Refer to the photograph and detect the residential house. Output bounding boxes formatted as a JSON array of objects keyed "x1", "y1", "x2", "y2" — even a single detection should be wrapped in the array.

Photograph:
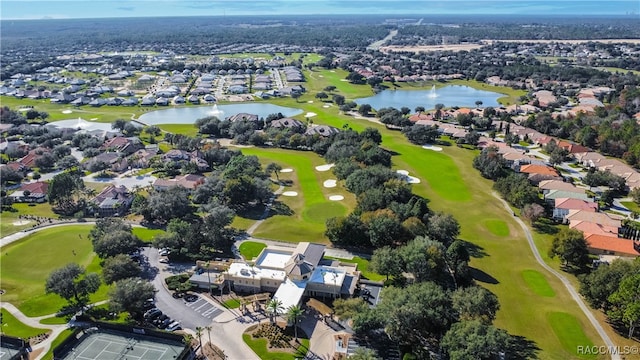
[
  {"x1": 519, "y1": 164, "x2": 562, "y2": 184},
  {"x1": 570, "y1": 221, "x2": 619, "y2": 238},
  {"x1": 8, "y1": 181, "x2": 49, "y2": 203},
  {"x1": 101, "y1": 137, "x2": 144, "y2": 155},
  {"x1": 90, "y1": 185, "x2": 134, "y2": 217},
  {"x1": 544, "y1": 190, "x2": 592, "y2": 204},
  {"x1": 584, "y1": 234, "x2": 640, "y2": 257},
  {"x1": 270, "y1": 118, "x2": 304, "y2": 130},
  {"x1": 305, "y1": 125, "x2": 339, "y2": 137},
  {"x1": 566, "y1": 210, "x2": 622, "y2": 229},
  {"x1": 226, "y1": 113, "x2": 259, "y2": 123},
  {"x1": 552, "y1": 198, "x2": 598, "y2": 221},
  {"x1": 538, "y1": 179, "x2": 585, "y2": 195},
  {"x1": 153, "y1": 174, "x2": 205, "y2": 191}
]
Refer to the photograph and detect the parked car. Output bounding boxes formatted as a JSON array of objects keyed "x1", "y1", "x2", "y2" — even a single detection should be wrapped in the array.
[
  {"x1": 159, "y1": 258, "x2": 169, "y2": 264},
  {"x1": 166, "y1": 321, "x2": 181, "y2": 331},
  {"x1": 184, "y1": 294, "x2": 198, "y2": 302},
  {"x1": 144, "y1": 308, "x2": 160, "y2": 318}
]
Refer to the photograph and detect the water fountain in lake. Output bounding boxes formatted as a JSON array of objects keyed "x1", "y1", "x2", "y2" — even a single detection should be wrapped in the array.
[
  {"x1": 427, "y1": 85, "x2": 437, "y2": 98},
  {"x1": 209, "y1": 104, "x2": 224, "y2": 118}
]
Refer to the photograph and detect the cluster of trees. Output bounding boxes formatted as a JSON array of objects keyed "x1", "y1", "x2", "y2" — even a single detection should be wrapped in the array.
[
  {"x1": 473, "y1": 146, "x2": 540, "y2": 210},
  {"x1": 548, "y1": 228, "x2": 591, "y2": 270},
  {"x1": 348, "y1": 279, "x2": 527, "y2": 359},
  {"x1": 325, "y1": 128, "x2": 464, "y2": 250},
  {"x1": 579, "y1": 258, "x2": 640, "y2": 339},
  {"x1": 88, "y1": 219, "x2": 156, "y2": 319},
  {"x1": 47, "y1": 171, "x2": 87, "y2": 216}
]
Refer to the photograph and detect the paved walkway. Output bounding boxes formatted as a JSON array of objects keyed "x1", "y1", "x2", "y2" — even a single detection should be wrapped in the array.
[
  {"x1": 0, "y1": 302, "x2": 68, "y2": 360},
  {"x1": 492, "y1": 192, "x2": 620, "y2": 360}
]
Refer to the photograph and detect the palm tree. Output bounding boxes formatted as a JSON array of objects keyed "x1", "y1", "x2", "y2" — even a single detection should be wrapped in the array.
[
  {"x1": 205, "y1": 325, "x2": 212, "y2": 349},
  {"x1": 266, "y1": 299, "x2": 284, "y2": 324},
  {"x1": 265, "y1": 162, "x2": 282, "y2": 182},
  {"x1": 286, "y1": 305, "x2": 305, "y2": 341},
  {"x1": 195, "y1": 326, "x2": 204, "y2": 351}
]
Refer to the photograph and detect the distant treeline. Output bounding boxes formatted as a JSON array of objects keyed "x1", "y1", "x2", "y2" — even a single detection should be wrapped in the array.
[{"x1": 2, "y1": 15, "x2": 639, "y2": 54}]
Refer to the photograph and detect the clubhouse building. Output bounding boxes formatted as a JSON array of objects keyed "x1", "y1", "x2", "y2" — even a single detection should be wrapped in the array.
[{"x1": 190, "y1": 242, "x2": 360, "y2": 310}]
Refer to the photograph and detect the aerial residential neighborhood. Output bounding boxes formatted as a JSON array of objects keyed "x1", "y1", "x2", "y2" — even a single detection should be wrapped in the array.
[{"x1": 1, "y1": 3, "x2": 640, "y2": 360}]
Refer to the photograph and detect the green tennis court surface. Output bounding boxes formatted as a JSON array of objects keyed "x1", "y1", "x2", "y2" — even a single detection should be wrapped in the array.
[{"x1": 60, "y1": 331, "x2": 185, "y2": 360}]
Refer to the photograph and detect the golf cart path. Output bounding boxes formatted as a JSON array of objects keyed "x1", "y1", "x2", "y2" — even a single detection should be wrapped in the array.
[{"x1": 492, "y1": 192, "x2": 620, "y2": 360}]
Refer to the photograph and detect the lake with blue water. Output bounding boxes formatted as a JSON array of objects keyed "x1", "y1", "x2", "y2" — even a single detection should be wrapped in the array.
[
  {"x1": 355, "y1": 85, "x2": 502, "y2": 110},
  {"x1": 138, "y1": 103, "x2": 303, "y2": 125}
]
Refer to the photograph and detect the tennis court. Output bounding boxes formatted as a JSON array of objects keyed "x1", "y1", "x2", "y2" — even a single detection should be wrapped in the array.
[{"x1": 60, "y1": 331, "x2": 186, "y2": 360}]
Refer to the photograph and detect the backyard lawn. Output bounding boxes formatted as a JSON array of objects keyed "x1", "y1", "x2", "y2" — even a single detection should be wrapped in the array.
[{"x1": 0, "y1": 225, "x2": 110, "y2": 317}]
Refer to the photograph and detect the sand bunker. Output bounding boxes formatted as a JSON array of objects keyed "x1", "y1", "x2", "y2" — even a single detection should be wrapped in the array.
[
  {"x1": 305, "y1": 112, "x2": 317, "y2": 118},
  {"x1": 12, "y1": 220, "x2": 32, "y2": 226},
  {"x1": 90, "y1": 118, "x2": 98, "y2": 121},
  {"x1": 407, "y1": 176, "x2": 421, "y2": 184},
  {"x1": 315, "y1": 164, "x2": 335, "y2": 172},
  {"x1": 18, "y1": 108, "x2": 32, "y2": 112},
  {"x1": 282, "y1": 191, "x2": 298, "y2": 197},
  {"x1": 323, "y1": 179, "x2": 337, "y2": 188},
  {"x1": 280, "y1": 168, "x2": 293, "y2": 173},
  {"x1": 422, "y1": 144, "x2": 443, "y2": 152},
  {"x1": 322, "y1": 105, "x2": 331, "y2": 108},
  {"x1": 396, "y1": 170, "x2": 409, "y2": 176},
  {"x1": 307, "y1": 100, "x2": 314, "y2": 103},
  {"x1": 329, "y1": 195, "x2": 344, "y2": 201},
  {"x1": 62, "y1": 110, "x2": 73, "y2": 114}
]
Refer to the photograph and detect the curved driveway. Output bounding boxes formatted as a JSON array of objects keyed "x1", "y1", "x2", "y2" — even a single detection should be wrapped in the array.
[{"x1": 492, "y1": 192, "x2": 620, "y2": 360}]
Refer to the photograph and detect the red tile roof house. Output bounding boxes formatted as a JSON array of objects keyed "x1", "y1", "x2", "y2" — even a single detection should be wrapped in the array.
[
  {"x1": 553, "y1": 198, "x2": 598, "y2": 221},
  {"x1": 571, "y1": 221, "x2": 620, "y2": 238},
  {"x1": 566, "y1": 209, "x2": 623, "y2": 229},
  {"x1": 153, "y1": 174, "x2": 205, "y2": 191},
  {"x1": 584, "y1": 234, "x2": 640, "y2": 258},
  {"x1": 519, "y1": 164, "x2": 562, "y2": 184},
  {"x1": 8, "y1": 181, "x2": 49, "y2": 203}
]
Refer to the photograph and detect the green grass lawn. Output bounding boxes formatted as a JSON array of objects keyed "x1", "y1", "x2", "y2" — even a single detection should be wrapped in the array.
[
  {"x1": 39, "y1": 316, "x2": 69, "y2": 325},
  {"x1": 620, "y1": 201, "x2": 640, "y2": 213},
  {"x1": 242, "y1": 331, "x2": 310, "y2": 360},
  {"x1": 0, "y1": 225, "x2": 110, "y2": 316},
  {"x1": 1, "y1": 203, "x2": 60, "y2": 237},
  {"x1": 521, "y1": 270, "x2": 556, "y2": 297},
  {"x1": 239, "y1": 241, "x2": 267, "y2": 261},
  {"x1": 548, "y1": 312, "x2": 597, "y2": 360},
  {"x1": 324, "y1": 256, "x2": 385, "y2": 282},
  {"x1": 131, "y1": 227, "x2": 165, "y2": 243},
  {"x1": 484, "y1": 219, "x2": 510, "y2": 237},
  {"x1": 0, "y1": 308, "x2": 48, "y2": 338},
  {"x1": 222, "y1": 299, "x2": 241, "y2": 309}
]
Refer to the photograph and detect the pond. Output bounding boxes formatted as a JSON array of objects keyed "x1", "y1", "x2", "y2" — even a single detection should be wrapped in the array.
[
  {"x1": 355, "y1": 85, "x2": 502, "y2": 110},
  {"x1": 138, "y1": 103, "x2": 303, "y2": 125}
]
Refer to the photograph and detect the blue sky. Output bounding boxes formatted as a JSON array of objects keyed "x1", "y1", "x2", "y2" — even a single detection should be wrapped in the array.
[{"x1": 1, "y1": 1, "x2": 638, "y2": 20}]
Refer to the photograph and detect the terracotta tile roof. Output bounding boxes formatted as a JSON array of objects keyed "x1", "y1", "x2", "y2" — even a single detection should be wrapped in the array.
[
  {"x1": 555, "y1": 198, "x2": 598, "y2": 212},
  {"x1": 566, "y1": 210, "x2": 622, "y2": 228},
  {"x1": 584, "y1": 234, "x2": 640, "y2": 257},
  {"x1": 520, "y1": 164, "x2": 559, "y2": 177},
  {"x1": 20, "y1": 181, "x2": 48, "y2": 195},
  {"x1": 570, "y1": 221, "x2": 618, "y2": 237}
]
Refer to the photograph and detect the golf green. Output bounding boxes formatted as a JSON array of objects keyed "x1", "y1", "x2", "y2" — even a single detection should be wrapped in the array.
[
  {"x1": 521, "y1": 270, "x2": 556, "y2": 297},
  {"x1": 485, "y1": 219, "x2": 510, "y2": 237},
  {"x1": 547, "y1": 312, "x2": 597, "y2": 359}
]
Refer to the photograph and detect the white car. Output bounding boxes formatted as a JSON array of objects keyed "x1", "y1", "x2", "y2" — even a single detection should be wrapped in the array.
[
  {"x1": 166, "y1": 321, "x2": 181, "y2": 331},
  {"x1": 159, "y1": 249, "x2": 170, "y2": 256},
  {"x1": 159, "y1": 258, "x2": 169, "y2": 264}
]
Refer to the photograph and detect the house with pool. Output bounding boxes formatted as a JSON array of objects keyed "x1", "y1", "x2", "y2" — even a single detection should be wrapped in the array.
[{"x1": 189, "y1": 242, "x2": 360, "y2": 310}]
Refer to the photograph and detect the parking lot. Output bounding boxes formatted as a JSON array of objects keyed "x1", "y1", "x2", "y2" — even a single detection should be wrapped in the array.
[{"x1": 183, "y1": 295, "x2": 224, "y2": 320}]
